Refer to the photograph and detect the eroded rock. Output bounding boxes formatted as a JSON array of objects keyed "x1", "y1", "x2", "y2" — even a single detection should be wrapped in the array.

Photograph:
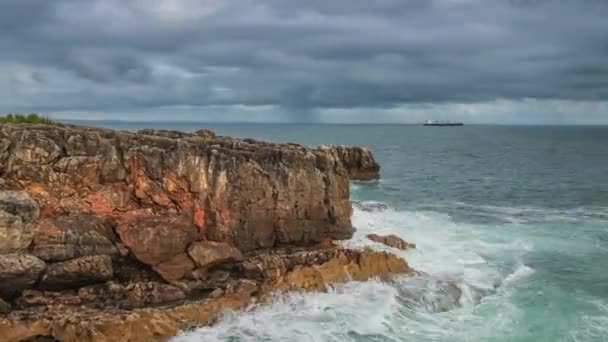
[
  {"x1": 0, "y1": 248, "x2": 411, "y2": 342},
  {"x1": 317, "y1": 145, "x2": 380, "y2": 180},
  {"x1": 124, "y1": 282, "x2": 186, "y2": 307},
  {"x1": 0, "y1": 298, "x2": 10, "y2": 314},
  {"x1": 0, "y1": 211, "x2": 36, "y2": 254},
  {"x1": 39, "y1": 255, "x2": 113, "y2": 289},
  {"x1": 0, "y1": 124, "x2": 357, "y2": 252},
  {"x1": 0, "y1": 191, "x2": 40, "y2": 223},
  {"x1": 367, "y1": 233, "x2": 416, "y2": 250},
  {"x1": 32, "y1": 215, "x2": 118, "y2": 262},
  {"x1": 188, "y1": 241, "x2": 244, "y2": 270},
  {"x1": 116, "y1": 215, "x2": 198, "y2": 266},
  {"x1": 152, "y1": 253, "x2": 196, "y2": 282},
  {"x1": 0, "y1": 124, "x2": 394, "y2": 341},
  {"x1": 279, "y1": 248, "x2": 412, "y2": 291},
  {"x1": 0, "y1": 191, "x2": 39, "y2": 254},
  {"x1": 0, "y1": 254, "x2": 46, "y2": 298}
]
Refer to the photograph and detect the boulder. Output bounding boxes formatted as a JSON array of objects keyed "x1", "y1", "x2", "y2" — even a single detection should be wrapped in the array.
[
  {"x1": 39, "y1": 255, "x2": 113, "y2": 289},
  {"x1": 116, "y1": 215, "x2": 198, "y2": 266},
  {"x1": 32, "y1": 215, "x2": 119, "y2": 262},
  {"x1": 188, "y1": 241, "x2": 244, "y2": 270},
  {"x1": 0, "y1": 211, "x2": 35, "y2": 254},
  {"x1": 152, "y1": 253, "x2": 196, "y2": 282},
  {"x1": 367, "y1": 233, "x2": 416, "y2": 250},
  {"x1": 281, "y1": 248, "x2": 412, "y2": 291},
  {"x1": 0, "y1": 254, "x2": 46, "y2": 298},
  {"x1": 0, "y1": 191, "x2": 39, "y2": 223}
]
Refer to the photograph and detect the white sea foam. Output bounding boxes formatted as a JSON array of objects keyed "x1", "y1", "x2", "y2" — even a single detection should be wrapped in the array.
[
  {"x1": 447, "y1": 202, "x2": 608, "y2": 224},
  {"x1": 501, "y1": 264, "x2": 535, "y2": 288},
  {"x1": 171, "y1": 280, "x2": 400, "y2": 342},
  {"x1": 172, "y1": 202, "x2": 556, "y2": 342},
  {"x1": 571, "y1": 300, "x2": 608, "y2": 342}
]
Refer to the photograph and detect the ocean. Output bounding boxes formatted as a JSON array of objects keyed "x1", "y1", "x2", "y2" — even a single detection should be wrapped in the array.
[{"x1": 84, "y1": 122, "x2": 608, "y2": 342}]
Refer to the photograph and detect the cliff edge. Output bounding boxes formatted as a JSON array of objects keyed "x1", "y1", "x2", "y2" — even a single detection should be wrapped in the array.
[{"x1": 0, "y1": 123, "x2": 396, "y2": 342}]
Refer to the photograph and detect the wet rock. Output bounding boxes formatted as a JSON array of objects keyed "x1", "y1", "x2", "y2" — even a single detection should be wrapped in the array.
[
  {"x1": 116, "y1": 215, "x2": 198, "y2": 266},
  {"x1": 39, "y1": 255, "x2": 113, "y2": 289},
  {"x1": 0, "y1": 191, "x2": 40, "y2": 223},
  {"x1": 0, "y1": 248, "x2": 412, "y2": 341},
  {"x1": 352, "y1": 200, "x2": 388, "y2": 212},
  {"x1": 32, "y1": 215, "x2": 118, "y2": 262},
  {"x1": 367, "y1": 233, "x2": 416, "y2": 250},
  {"x1": 396, "y1": 277, "x2": 463, "y2": 313},
  {"x1": 188, "y1": 241, "x2": 244, "y2": 270},
  {"x1": 280, "y1": 248, "x2": 412, "y2": 291},
  {"x1": 0, "y1": 254, "x2": 46, "y2": 298}
]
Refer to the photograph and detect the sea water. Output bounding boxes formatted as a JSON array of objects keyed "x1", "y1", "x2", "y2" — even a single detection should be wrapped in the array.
[{"x1": 89, "y1": 122, "x2": 608, "y2": 342}]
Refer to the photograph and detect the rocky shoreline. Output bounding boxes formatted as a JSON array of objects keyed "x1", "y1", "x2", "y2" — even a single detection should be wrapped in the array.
[{"x1": 0, "y1": 123, "x2": 409, "y2": 342}]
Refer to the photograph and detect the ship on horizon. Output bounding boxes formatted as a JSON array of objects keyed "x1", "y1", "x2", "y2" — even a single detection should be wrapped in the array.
[{"x1": 422, "y1": 120, "x2": 464, "y2": 126}]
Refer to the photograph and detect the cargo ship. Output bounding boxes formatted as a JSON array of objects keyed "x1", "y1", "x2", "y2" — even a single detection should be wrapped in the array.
[{"x1": 422, "y1": 120, "x2": 464, "y2": 126}]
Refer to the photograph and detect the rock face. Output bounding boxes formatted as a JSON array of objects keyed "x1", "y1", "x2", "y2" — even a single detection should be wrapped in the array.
[
  {"x1": 116, "y1": 215, "x2": 198, "y2": 266},
  {"x1": 39, "y1": 255, "x2": 114, "y2": 289},
  {"x1": 0, "y1": 192, "x2": 39, "y2": 254},
  {"x1": 0, "y1": 124, "x2": 354, "y2": 252},
  {"x1": 0, "y1": 191, "x2": 40, "y2": 223},
  {"x1": 0, "y1": 254, "x2": 46, "y2": 298},
  {"x1": 0, "y1": 123, "x2": 395, "y2": 341},
  {"x1": 188, "y1": 241, "x2": 244, "y2": 270},
  {"x1": 318, "y1": 145, "x2": 380, "y2": 180},
  {"x1": 32, "y1": 215, "x2": 118, "y2": 262},
  {"x1": 367, "y1": 233, "x2": 416, "y2": 250},
  {"x1": 0, "y1": 247, "x2": 412, "y2": 342}
]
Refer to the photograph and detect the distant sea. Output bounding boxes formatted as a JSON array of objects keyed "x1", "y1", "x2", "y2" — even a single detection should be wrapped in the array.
[{"x1": 71, "y1": 121, "x2": 608, "y2": 342}]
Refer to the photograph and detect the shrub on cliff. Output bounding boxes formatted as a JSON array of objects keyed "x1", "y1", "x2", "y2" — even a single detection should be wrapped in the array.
[{"x1": 0, "y1": 113, "x2": 57, "y2": 125}]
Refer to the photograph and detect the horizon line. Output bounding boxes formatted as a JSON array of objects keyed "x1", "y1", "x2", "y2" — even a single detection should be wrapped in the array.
[{"x1": 56, "y1": 119, "x2": 608, "y2": 127}]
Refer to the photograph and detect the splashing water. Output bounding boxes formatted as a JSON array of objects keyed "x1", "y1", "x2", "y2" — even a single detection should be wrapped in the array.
[
  {"x1": 173, "y1": 198, "x2": 608, "y2": 342},
  {"x1": 104, "y1": 123, "x2": 608, "y2": 342}
]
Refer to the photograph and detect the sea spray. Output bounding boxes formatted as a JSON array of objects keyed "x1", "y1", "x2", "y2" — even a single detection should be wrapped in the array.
[{"x1": 173, "y1": 203, "x2": 537, "y2": 342}]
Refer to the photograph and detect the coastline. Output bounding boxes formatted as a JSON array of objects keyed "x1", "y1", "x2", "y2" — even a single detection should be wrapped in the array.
[{"x1": 0, "y1": 123, "x2": 407, "y2": 342}]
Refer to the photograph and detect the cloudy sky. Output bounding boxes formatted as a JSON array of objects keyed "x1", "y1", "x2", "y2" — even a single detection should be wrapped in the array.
[{"x1": 1, "y1": 0, "x2": 607, "y2": 124}]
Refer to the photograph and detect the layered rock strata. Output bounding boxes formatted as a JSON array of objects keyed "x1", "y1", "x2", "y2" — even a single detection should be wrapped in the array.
[
  {"x1": 0, "y1": 123, "x2": 398, "y2": 341},
  {"x1": 318, "y1": 145, "x2": 380, "y2": 180},
  {"x1": 0, "y1": 247, "x2": 412, "y2": 342}
]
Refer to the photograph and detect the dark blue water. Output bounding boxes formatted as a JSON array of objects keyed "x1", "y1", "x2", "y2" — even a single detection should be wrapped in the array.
[{"x1": 80, "y1": 122, "x2": 608, "y2": 341}]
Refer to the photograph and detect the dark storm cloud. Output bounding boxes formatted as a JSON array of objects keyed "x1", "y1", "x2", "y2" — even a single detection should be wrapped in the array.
[{"x1": 1, "y1": 0, "x2": 607, "y2": 119}]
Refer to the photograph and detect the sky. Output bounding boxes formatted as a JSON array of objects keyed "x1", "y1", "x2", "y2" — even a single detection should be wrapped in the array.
[{"x1": 1, "y1": 0, "x2": 607, "y2": 124}]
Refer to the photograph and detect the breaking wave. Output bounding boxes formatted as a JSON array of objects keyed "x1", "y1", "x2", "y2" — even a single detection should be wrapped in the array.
[{"x1": 172, "y1": 200, "x2": 552, "y2": 341}]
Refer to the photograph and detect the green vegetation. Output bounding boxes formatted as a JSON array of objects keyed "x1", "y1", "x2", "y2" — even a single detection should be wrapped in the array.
[{"x1": 0, "y1": 113, "x2": 57, "y2": 125}]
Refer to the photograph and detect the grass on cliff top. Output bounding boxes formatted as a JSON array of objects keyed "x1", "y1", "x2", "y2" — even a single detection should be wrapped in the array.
[{"x1": 0, "y1": 113, "x2": 57, "y2": 125}]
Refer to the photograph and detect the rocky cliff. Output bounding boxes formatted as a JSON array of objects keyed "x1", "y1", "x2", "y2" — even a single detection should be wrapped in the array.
[
  {"x1": 318, "y1": 145, "x2": 380, "y2": 180},
  {"x1": 0, "y1": 123, "x2": 399, "y2": 341}
]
